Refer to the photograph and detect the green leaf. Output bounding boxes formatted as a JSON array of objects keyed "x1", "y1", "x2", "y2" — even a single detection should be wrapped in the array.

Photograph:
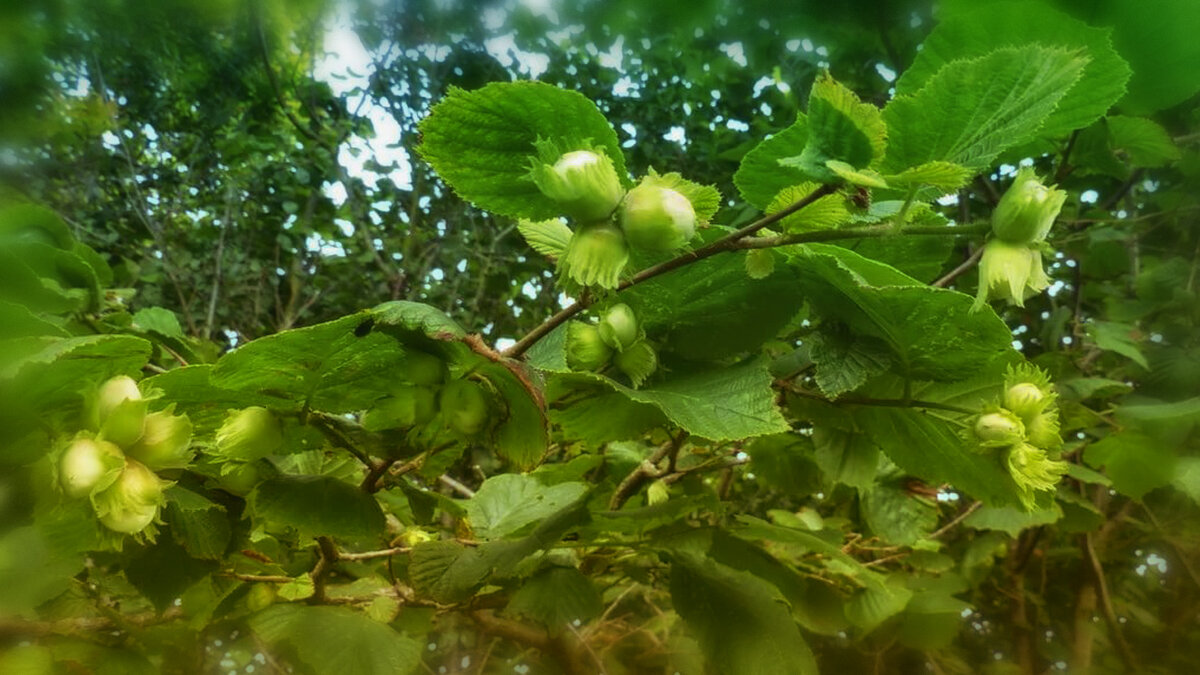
[
  {"x1": 417, "y1": 81, "x2": 626, "y2": 221},
  {"x1": 746, "y1": 433, "x2": 823, "y2": 495},
  {"x1": 1091, "y1": 0, "x2": 1200, "y2": 114},
  {"x1": 1084, "y1": 431, "x2": 1177, "y2": 499},
  {"x1": 507, "y1": 566, "x2": 603, "y2": 630},
  {"x1": 855, "y1": 407, "x2": 1021, "y2": 506},
  {"x1": 371, "y1": 300, "x2": 467, "y2": 340},
  {"x1": 4, "y1": 335, "x2": 151, "y2": 408},
  {"x1": 163, "y1": 486, "x2": 231, "y2": 560},
  {"x1": 883, "y1": 46, "x2": 1087, "y2": 173},
  {"x1": 464, "y1": 474, "x2": 588, "y2": 539},
  {"x1": 211, "y1": 313, "x2": 408, "y2": 413},
  {"x1": 733, "y1": 115, "x2": 810, "y2": 210},
  {"x1": 131, "y1": 307, "x2": 184, "y2": 339},
  {"x1": 765, "y1": 182, "x2": 850, "y2": 233},
  {"x1": 896, "y1": 1, "x2": 1130, "y2": 139},
  {"x1": 620, "y1": 229, "x2": 807, "y2": 362},
  {"x1": 554, "y1": 359, "x2": 788, "y2": 442},
  {"x1": 845, "y1": 576, "x2": 913, "y2": 634},
  {"x1": 812, "y1": 425, "x2": 881, "y2": 489},
  {"x1": 249, "y1": 604, "x2": 422, "y2": 675},
  {"x1": 964, "y1": 502, "x2": 1062, "y2": 537},
  {"x1": 141, "y1": 365, "x2": 284, "y2": 433},
  {"x1": 885, "y1": 161, "x2": 972, "y2": 192},
  {"x1": 1107, "y1": 116, "x2": 1181, "y2": 168},
  {"x1": 860, "y1": 481, "x2": 938, "y2": 545},
  {"x1": 780, "y1": 73, "x2": 887, "y2": 182},
  {"x1": 249, "y1": 476, "x2": 386, "y2": 538},
  {"x1": 124, "y1": 538, "x2": 217, "y2": 611},
  {"x1": 1172, "y1": 457, "x2": 1200, "y2": 505},
  {"x1": 1086, "y1": 321, "x2": 1149, "y2": 369},
  {"x1": 790, "y1": 244, "x2": 1014, "y2": 381},
  {"x1": 477, "y1": 360, "x2": 551, "y2": 469},
  {"x1": 517, "y1": 218, "x2": 573, "y2": 258},
  {"x1": 547, "y1": 375, "x2": 668, "y2": 445},
  {"x1": 669, "y1": 553, "x2": 818, "y2": 675},
  {"x1": 808, "y1": 330, "x2": 892, "y2": 398}
]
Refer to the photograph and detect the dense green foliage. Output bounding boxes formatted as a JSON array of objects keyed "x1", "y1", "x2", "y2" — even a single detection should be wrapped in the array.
[{"x1": 2, "y1": 1, "x2": 1200, "y2": 673}]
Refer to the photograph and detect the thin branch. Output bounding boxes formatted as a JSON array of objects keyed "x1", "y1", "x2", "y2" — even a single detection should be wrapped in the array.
[
  {"x1": 338, "y1": 547, "x2": 412, "y2": 561},
  {"x1": 439, "y1": 474, "x2": 476, "y2": 498},
  {"x1": 787, "y1": 387, "x2": 976, "y2": 415},
  {"x1": 1099, "y1": 169, "x2": 1144, "y2": 212},
  {"x1": 932, "y1": 245, "x2": 984, "y2": 288},
  {"x1": 1081, "y1": 532, "x2": 1139, "y2": 672},
  {"x1": 732, "y1": 222, "x2": 990, "y2": 250},
  {"x1": 504, "y1": 184, "x2": 838, "y2": 357},
  {"x1": 223, "y1": 572, "x2": 294, "y2": 584},
  {"x1": 929, "y1": 500, "x2": 982, "y2": 539},
  {"x1": 505, "y1": 187, "x2": 991, "y2": 359},
  {"x1": 609, "y1": 437, "x2": 684, "y2": 510}
]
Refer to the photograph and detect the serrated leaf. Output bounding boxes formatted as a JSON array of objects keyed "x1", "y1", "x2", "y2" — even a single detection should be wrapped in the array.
[
  {"x1": 211, "y1": 313, "x2": 406, "y2": 413},
  {"x1": 825, "y1": 160, "x2": 889, "y2": 188},
  {"x1": 789, "y1": 244, "x2": 1014, "y2": 381},
  {"x1": 507, "y1": 566, "x2": 602, "y2": 630},
  {"x1": 845, "y1": 576, "x2": 912, "y2": 634},
  {"x1": 670, "y1": 554, "x2": 818, "y2": 675},
  {"x1": 855, "y1": 407, "x2": 1021, "y2": 506},
  {"x1": 164, "y1": 486, "x2": 231, "y2": 560},
  {"x1": 517, "y1": 218, "x2": 573, "y2": 258},
  {"x1": 1107, "y1": 116, "x2": 1181, "y2": 168},
  {"x1": 884, "y1": 46, "x2": 1087, "y2": 173},
  {"x1": 551, "y1": 359, "x2": 788, "y2": 442},
  {"x1": 964, "y1": 502, "x2": 1062, "y2": 537},
  {"x1": 141, "y1": 365, "x2": 285, "y2": 433},
  {"x1": 1083, "y1": 431, "x2": 1177, "y2": 499},
  {"x1": 617, "y1": 229, "x2": 808, "y2": 361},
  {"x1": 417, "y1": 81, "x2": 626, "y2": 221},
  {"x1": 547, "y1": 375, "x2": 668, "y2": 445},
  {"x1": 765, "y1": 182, "x2": 850, "y2": 233},
  {"x1": 746, "y1": 433, "x2": 823, "y2": 495},
  {"x1": 780, "y1": 73, "x2": 886, "y2": 182},
  {"x1": 733, "y1": 115, "x2": 810, "y2": 210},
  {"x1": 885, "y1": 161, "x2": 972, "y2": 192},
  {"x1": 464, "y1": 474, "x2": 588, "y2": 540},
  {"x1": 250, "y1": 604, "x2": 422, "y2": 675},
  {"x1": 131, "y1": 307, "x2": 183, "y2": 339},
  {"x1": 812, "y1": 426, "x2": 880, "y2": 489},
  {"x1": 1086, "y1": 321, "x2": 1148, "y2": 369},
  {"x1": 277, "y1": 573, "x2": 315, "y2": 601},
  {"x1": 861, "y1": 482, "x2": 938, "y2": 546},
  {"x1": 249, "y1": 476, "x2": 385, "y2": 538},
  {"x1": 808, "y1": 330, "x2": 892, "y2": 398},
  {"x1": 897, "y1": 1, "x2": 1129, "y2": 139}
]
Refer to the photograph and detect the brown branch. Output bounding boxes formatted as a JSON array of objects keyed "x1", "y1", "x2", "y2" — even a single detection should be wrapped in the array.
[
  {"x1": 932, "y1": 245, "x2": 984, "y2": 288},
  {"x1": 608, "y1": 436, "x2": 684, "y2": 510},
  {"x1": 338, "y1": 547, "x2": 412, "y2": 561},
  {"x1": 309, "y1": 536, "x2": 339, "y2": 604},
  {"x1": 0, "y1": 607, "x2": 184, "y2": 639},
  {"x1": 929, "y1": 500, "x2": 982, "y2": 539}
]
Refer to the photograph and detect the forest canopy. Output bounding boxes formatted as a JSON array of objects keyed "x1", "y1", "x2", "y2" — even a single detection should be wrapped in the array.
[{"x1": 1, "y1": 0, "x2": 1199, "y2": 673}]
